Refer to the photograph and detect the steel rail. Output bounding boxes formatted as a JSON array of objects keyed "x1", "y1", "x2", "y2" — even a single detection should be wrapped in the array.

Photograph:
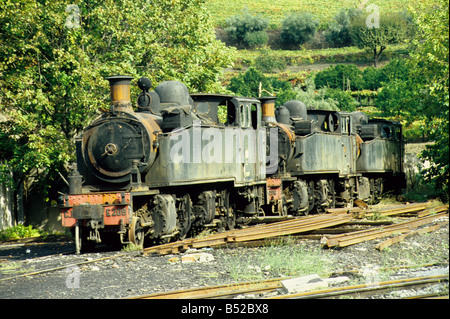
[
  {"x1": 128, "y1": 278, "x2": 283, "y2": 299},
  {"x1": 0, "y1": 251, "x2": 136, "y2": 282},
  {"x1": 128, "y1": 264, "x2": 448, "y2": 299},
  {"x1": 269, "y1": 274, "x2": 449, "y2": 299},
  {"x1": 326, "y1": 203, "x2": 429, "y2": 216}
]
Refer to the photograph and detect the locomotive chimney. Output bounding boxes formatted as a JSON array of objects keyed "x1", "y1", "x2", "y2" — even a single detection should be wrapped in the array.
[
  {"x1": 259, "y1": 96, "x2": 277, "y2": 123},
  {"x1": 106, "y1": 75, "x2": 133, "y2": 112}
]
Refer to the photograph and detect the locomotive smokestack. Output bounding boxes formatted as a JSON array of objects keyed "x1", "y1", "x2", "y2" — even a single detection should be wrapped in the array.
[
  {"x1": 259, "y1": 96, "x2": 277, "y2": 123},
  {"x1": 106, "y1": 75, "x2": 133, "y2": 112}
]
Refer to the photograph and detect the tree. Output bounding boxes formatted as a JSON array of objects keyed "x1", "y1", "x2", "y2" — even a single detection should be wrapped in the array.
[
  {"x1": 281, "y1": 12, "x2": 319, "y2": 49},
  {"x1": 314, "y1": 64, "x2": 364, "y2": 91},
  {"x1": 224, "y1": 9, "x2": 269, "y2": 48},
  {"x1": 350, "y1": 13, "x2": 408, "y2": 67},
  {"x1": 227, "y1": 67, "x2": 273, "y2": 98},
  {"x1": 373, "y1": 0, "x2": 449, "y2": 199},
  {"x1": 0, "y1": 0, "x2": 235, "y2": 203},
  {"x1": 407, "y1": 0, "x2": 449, "y2": 198},
  {"x1": 325, "y1": 8, "x2": 361, "y2": 48}
]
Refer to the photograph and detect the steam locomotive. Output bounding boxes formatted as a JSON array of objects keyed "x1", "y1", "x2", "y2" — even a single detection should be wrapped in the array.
[{"x1": 60, "y1": 75, "x2": 405, "y2": 253}]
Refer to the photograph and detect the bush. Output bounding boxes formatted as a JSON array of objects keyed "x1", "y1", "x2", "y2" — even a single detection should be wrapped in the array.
[
  {"x1": 253, "y1": 49, "x2": 287, "y2": 73},
  {"x1": 227, "y1": 67, "x2": 273, "y2": 97},
  {"x1": 225, "y1": 9, "x2": 269, "y2": 48},
  {"x1": 293, "y1": 77, "x2": 339, "y2": 111},
  {"x1": 362, "y1": 66, "x2": 385, "y2": 90},
  {"x1": 0, "y1": 224, "x2": 43, "y2": 241},
  {"x1": 314, "y1": 64, "x2": 364, "y2": 91},
  {"x1": 362, "y1": 58, "x2": 412, "y2": 90},
  {"x1": 323, "y1": 88, "x2": 358, "y2": 112},
  {"x1": 325, "y1": 8, "x2": 362, "y2": 47},
  {"x1": 281, "y1": 12, "x2": 319, "y2": 48},
  {"x1": 226, "y1": 67, "x2": 296, "y2": 106},
  {"x1": 243, "y1": 31, "x2": 269, "y2": 48}
]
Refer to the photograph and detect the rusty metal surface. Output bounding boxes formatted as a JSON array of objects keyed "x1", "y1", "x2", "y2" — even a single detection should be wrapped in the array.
[
  {"x1": 321, "y1": 209, "x2": 449, "y2": 248},
  {"x1": 143, "y1": 214, "x2": 351, "y2": 256},
  {"x1": 130, "y1": 278, "x2": 282, "y2": 299},
  {"x1": 270, "y1": 275, "x2": 449, "y2": 299}
]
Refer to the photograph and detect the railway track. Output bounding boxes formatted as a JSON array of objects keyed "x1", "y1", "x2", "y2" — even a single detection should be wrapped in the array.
[
  {"x1": 128, "y1": 278, "x2": 283, "y2": 299},
  {"x1": 271, "y1": 274, "x2": 449, "y2": 299},
  {"x1": 129, "y1": 274, "x2": 448, "y2": 299},
  {"x1": 0, "y1": 250, "x2": 136, "y2": 282}
]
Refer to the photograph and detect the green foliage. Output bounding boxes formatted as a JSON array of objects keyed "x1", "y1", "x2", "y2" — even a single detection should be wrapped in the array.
[
  {"x1": 243, "y1": 31, "x2": 269, "y2": 48},
  {"x1": 0, "y1": 224, "x2": 43, "y2": 241},
  {"x1": 224, "y1": 9, "x2": 269, "y2": 48},
  {"x1": 293, "y1": 77, "x2": 339, "y2": 111},
  {"x1": 376, "y1": 79, "x2": 416, "y2": 117},
  {"x1": 361, "y1": 66, "x2": 385, "y2": 90},
  {"x1": 207, "y1": 0, "x2": 414, "y2": 29},
  {"x1": 314, "y1": 64, "x2": 364, "y2": 91},
  {"x1": 362, "y1": 58, "x2": 411, "y2": 90},
  {"x1": 408, "y1": 0, "x2": 449, "y2": 199},
  {"x1": 280, "y1": 12, "x2": 319, "y2": 48},
  {"x1": 323, "y1": 88, "x2": 357, "y2": 112},
  {"x1": 226, "y1": 67, "x2": 296, "y2": 106},
  {"x1": 325, "y1": 8, "x2": 362, "y2": 48},
  {"x1": 253, "y1": 48, "x2": 287, "y2": 73},
  {"x1": 0, "y1": 0, "x2": 235, "y2": 199},
  {"x1": 227, "y1": 67, "x2": 272, "y2": 98},
  {"x1": 372, "y1": 0, "x2": 449, "y2": 199},
  {"x1": 350, "y1": 12, "x2": 409, "y2": 67}
]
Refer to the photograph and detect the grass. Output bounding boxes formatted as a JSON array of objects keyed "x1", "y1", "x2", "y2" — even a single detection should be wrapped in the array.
[
  {"x1": 121, "y1": 242, "x2": 143, "y2": 252},
  {"x1": 219, "y1": 237, "x2": 333, "y2": 281},
  {"x1": 0, "y1": 224, "x2": 45, "y2": 242},
  {"x1": 205, "y1": 0, "x2": 417, "y2": 28},
  {"x1": 0, "y1": 262, "x2": 33, "y2": 276},
  {"x1": 231, "y1": 44, "x2": 409, "y2": 70}
]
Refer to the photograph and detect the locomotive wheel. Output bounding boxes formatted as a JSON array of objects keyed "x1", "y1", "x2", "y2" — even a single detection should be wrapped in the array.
[
  {"x1": 129, "y1": 216, "x2": 145, "y2": 246},
  {"x1": 177, "y1": 195, "x2": 192, "y2": 240}
]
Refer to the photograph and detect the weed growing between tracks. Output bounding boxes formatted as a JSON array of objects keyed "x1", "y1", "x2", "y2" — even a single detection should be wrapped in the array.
[{"x1": 218, "y1": 237, "x2": 333, "y2": 281}]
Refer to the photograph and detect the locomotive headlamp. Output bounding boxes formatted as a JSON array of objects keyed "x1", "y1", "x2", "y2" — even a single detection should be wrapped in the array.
[
  {"x1": 106, "y1": 75, "x2": 133, "y2": 111},
  {"x1": 137, "y1": 77, "x2": 152, "y2": 92}
]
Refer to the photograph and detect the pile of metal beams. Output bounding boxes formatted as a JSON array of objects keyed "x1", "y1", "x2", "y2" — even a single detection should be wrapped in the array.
[
  {"x1": 321, "y1": 205, "x2": 449, "y2": 248},
  {"x1": 143, "y1": 214, "x2": 351, "y2": 255},
  {"x1": 142, "y1": 203, "x2": 448, "y2": 255}
]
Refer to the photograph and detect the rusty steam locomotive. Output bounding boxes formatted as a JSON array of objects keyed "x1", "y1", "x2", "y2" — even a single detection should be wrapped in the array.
[{"x1": 60, "y1": 75, "x2": 406, "y2": 253}]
